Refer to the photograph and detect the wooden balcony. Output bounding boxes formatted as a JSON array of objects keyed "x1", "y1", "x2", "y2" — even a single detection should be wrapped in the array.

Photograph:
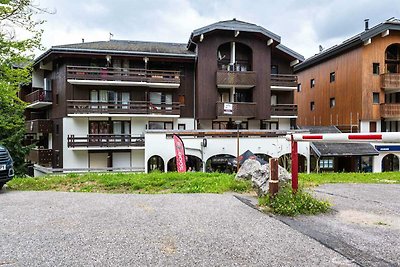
[
  {"x1": 216, "y1": 102, "x2": 256, "y2": 118},
  {"x1": 66, "y1": 66, "x2": 180, "y2": 88},
  {"x1": 67, "y1": 134, "x2": 145, "y2": 148},
  {"x1": 216, "y1": 71, "x2": 256, "y2": 88},
  {"x1": 27, "y1": 148, "x2": 53, "y2": 166},
  {"x1": 380, "y1": 103, "x2": 400, "y2": 118},
  {"x1": 25, "y1": 90, "x2": 52, "y2": 108},
  {"x1": 25, "y1": 119, "x2": 53, "y2": 134},
  {"x1": 381, "y1": 73, "x2": 400, "y2": 90},
  {"x1": 270, "y1": 74, "x2": 298, "y2": 89},
  {"x1": 271, "y1": 104, "x2": 298, "y2": 117},
  {"x1": 67, "y1": 100, "x2": 181, "y2": 116}
]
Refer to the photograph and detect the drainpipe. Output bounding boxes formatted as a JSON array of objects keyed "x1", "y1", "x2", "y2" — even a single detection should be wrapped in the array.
[{"x1": 189, "y1": 39, "x2": 198, "y2": 130}]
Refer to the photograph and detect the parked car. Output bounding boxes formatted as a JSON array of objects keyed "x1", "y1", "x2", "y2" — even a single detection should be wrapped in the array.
[{"x1": 0, "y1": 145, "x2": 14, "y2": 190}]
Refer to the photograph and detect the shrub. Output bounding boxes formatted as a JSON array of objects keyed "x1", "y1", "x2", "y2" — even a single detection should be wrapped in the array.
[{"x1": 259, "y1": 186, "x2": 330, "y2": 216}]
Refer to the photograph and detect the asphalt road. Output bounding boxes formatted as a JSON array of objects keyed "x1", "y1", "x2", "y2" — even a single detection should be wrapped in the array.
[
  {"x1": 0, "y1": 190, "x2": 354, "y2": 266},
  {"x1": 279, "y1": 184, "x2": 400, "y2": 267}
]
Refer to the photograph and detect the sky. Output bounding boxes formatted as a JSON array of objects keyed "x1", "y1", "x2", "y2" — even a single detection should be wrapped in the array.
[{"x1": 31, "y1": 0, "x2": 400, "y2": 59}]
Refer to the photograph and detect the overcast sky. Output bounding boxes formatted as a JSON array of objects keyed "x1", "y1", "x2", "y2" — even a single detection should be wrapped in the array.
[{"x1": 33, "y1": 0, "x2": 400, "y2": 59}]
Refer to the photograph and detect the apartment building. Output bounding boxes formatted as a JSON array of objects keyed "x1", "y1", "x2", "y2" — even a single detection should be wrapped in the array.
[
  {"x1": 21, "y1": 19, "x2": 307, "y2": 174},
  {"x1": 294, "y1": 18, "x2": 400, "y2": 172}
]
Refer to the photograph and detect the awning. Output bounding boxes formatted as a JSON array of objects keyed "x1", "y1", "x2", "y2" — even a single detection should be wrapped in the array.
[{"x1": 311, "y1": 142, "x2": 379, "y2": 157}]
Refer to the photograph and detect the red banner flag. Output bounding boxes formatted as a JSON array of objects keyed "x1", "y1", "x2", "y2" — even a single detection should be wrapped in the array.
[{"x1": 173, "y1": 134, "x2": 187, "y2": 172}]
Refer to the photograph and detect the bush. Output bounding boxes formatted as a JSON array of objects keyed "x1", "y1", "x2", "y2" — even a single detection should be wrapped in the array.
[{"x1": 259, "y1": 186, "x2": 330, "y2": 216}]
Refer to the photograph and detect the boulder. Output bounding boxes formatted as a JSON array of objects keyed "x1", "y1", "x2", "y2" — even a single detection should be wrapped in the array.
[{"x1": 235, "y1": 158, "x2": 292, "y2": 196}]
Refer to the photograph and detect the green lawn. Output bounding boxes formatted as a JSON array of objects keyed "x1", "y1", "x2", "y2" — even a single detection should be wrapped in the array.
[
  {"x1": 300, "y1": 171, "x2": 400, "y2": 187},
  {"x1": 8, "y1": 172, "x2": 251, "y2": 194}
]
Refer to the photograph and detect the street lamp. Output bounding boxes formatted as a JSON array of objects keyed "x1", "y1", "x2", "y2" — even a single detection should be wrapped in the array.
[{"x1": 235, "y1": 120, "x2": 242, "y2": 173}]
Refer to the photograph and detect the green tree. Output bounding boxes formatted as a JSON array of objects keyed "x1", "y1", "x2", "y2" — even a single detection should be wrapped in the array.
[{"x1": 0, "y1": 0, "x2": 44, "y2": 174}]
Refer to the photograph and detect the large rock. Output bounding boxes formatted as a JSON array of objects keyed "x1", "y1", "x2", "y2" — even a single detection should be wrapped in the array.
[{"x1": 236, "y1": 158, "x2": 291, "y2": 196}]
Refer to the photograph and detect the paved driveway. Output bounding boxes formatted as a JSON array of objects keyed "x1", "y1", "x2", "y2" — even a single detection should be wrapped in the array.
[
  {"x1": 0, "y1": 190, "x2": 353, "y2": 266},
  {"x1": 279, "y1": 184, "x2": 400, "y2": 267}
]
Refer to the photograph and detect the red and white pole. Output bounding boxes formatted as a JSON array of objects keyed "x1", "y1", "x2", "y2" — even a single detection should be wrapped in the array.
[
  {"x1": 287, "y1": 132, "x2": 400, "y2": 143},
  {"x1": 291, "y1": 134, "x2": 298, "y2": 193}
]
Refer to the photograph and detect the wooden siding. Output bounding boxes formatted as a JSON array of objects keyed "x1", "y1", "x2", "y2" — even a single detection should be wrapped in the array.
[
  {"x1": 361, "y1": 31, "x2": 400, "y2": 120},
  {"x1": 196, "y1": 31, "x2": 271, "y2": 120},
  {"x1": 295, "y1": 48, "x2": 363, "y2": 126},
  {"x1": 216, "y1": 71, "x2": 257, "y2": 87},
  {"x1": 215, "y1": 102, "x2": 256, "y2": 118}
]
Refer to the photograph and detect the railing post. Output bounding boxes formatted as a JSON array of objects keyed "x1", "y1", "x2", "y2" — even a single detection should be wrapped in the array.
[{"x1": 269, "y1": 158, "x2": 279, "y2": 198}]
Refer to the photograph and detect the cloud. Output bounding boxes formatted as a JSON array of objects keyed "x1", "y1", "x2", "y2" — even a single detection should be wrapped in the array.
[{"x1": 33, "y1": 0, "x2": 400, "y2": 58}]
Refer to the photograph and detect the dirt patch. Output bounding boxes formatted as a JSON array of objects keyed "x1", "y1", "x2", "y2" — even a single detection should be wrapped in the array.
[{"x1": 338, "y1": 210, "x2": 400, "y2": 230}]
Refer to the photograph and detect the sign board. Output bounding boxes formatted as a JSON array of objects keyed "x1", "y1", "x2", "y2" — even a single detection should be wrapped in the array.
[
  {"x1": 375, "y1": 145, "x2": 400, "y2": 152},
  {"x1": 223, "y1": 103, "x2": 233, "y2": 115}
]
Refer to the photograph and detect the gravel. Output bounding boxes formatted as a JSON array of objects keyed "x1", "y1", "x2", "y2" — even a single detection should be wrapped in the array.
[{"x1": 0, "y1": 190, "x2": 354, "y2": 266}]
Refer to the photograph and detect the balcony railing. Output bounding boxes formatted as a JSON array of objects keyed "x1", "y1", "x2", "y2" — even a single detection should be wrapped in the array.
[
  {"x1": 67, "y1": 66, "x2": 180, "y2": 84},
  {"x1": 271, "y1": 104, "x2": 298, "y2": 116},
  {"x1": 270, "y1": 74, "x2": 298, "y2": 88},
  {"x1": 27, "y1": 148, "x2": 53, "y2": 166},
  {"x1": 25, "y1": 89, "x2": 52, "y2": 104},
  {"x1": 216, "y1": 102, "x2": 256, "y2": 117},
  {"x1": 380, "y1": 103, "x2": 400, "y2": 118},
  {"x1": 381, "y1": 73, "x2": 400, "y2": 89},
  {"x1": 216, "y1": 71, "x2": 256, "y2": 87},
  {"x1": 67, "y1": 134, "x2": 145, "y2": 148},
  {"x1": 25, "y1": 119, "x2": 53, "y2": 134},
  {"x1": 67, "y1": 100, "x2": 181, "y2": 116}
]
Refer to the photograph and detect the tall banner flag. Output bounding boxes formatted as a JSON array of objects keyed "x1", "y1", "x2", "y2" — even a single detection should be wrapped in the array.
[{"x1": 173, "y1": 134, "x2": 187, "y2": 172}]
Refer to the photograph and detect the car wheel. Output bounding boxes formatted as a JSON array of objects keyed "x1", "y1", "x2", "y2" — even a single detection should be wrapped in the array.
[{"x1": 0, "y1": 183, "x2": 4, "y2": 190}]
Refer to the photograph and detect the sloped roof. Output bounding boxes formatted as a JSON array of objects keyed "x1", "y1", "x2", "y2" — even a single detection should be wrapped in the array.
[
  {"x1": 189, "y1": 19, "x2": 281, "y2": 43},
  {"x1": 294, "y1": 17, "x2": 400, "y2": 72},
  {"x1": 299, "y1": 126, "x2": 378, "y2": 157},
  {"x1": 34, "y1": 40, "x2": 196, "y2": 65},
  {"x1": 311, "y1": 142, "x2": 378, "y2": 157}
]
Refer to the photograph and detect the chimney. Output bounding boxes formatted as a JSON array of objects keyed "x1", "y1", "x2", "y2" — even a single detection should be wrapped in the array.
[{"x1": 364, "y1": 19, "x2": 369, "y2": 31}]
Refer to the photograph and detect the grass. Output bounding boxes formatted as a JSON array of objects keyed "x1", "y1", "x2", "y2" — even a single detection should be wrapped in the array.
[
  {"x1": 300, "y1": 171, "x2": 400, "y2": 187},
  {"x1": 7, "y1": 172, "x2": 251, "y2": 194},
  {"x1": 258, "y1": 186, "x2": 331, "y2": 217}
]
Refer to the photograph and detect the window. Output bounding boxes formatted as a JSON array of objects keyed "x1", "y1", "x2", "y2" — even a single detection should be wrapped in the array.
[
  {"x1": 297, "y1": 83, "x2": 302, "y2": 92},
  {"x1": 178, "y1": 124, "x2": 186, "y2": 130},
  {"x1": 271, "y1": 65, "x2": 278, "y2": 75},
  {"x1": 90, "y1": 90, "x2": 130, "y2": 108},
  {"x1": 319, "y1": 158, "x2": 334, "y2": 169},
  {"x1": 310, "y1": 79, "x2": 315, "y2": 88},
  {"x1": 330, "y1": 72, "x2": 335, "y2": 83},
  {"x1": 373, "y1": 63, "x2": 380, "y2": 75},
  {"x1": 373, "y1": 92, "x2": 380, "y2": 104},
  {"x1": 260, "y1": 120, "x2": 278, "y2": 130},
  {"x1": 310, "y1": 101, "x2": 315, "y2": 111},
  {"x1": 149, "y1": 92, "x2": 172, "y2": 110},
  {"x1": 55, "y1": 94, "x2": 59, "y2": 105},
  {"x1": 212, "y1": 121, "x2": 248, "y2": 130},
  {"x1": 148, "y1": 121, "x2": 173, "y2": 130},
  {"x1": 330, "y1": 97, "x2": 336, "y2": 108},
  {"x1": 55, "y1": 124, "x2": 59, "y2": 135}
]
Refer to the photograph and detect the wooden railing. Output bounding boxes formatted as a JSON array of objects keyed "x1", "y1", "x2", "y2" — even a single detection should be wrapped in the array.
[
  {"x1": 271, "y1": 104, "x2": 298, "y2": 116},
  {"x1": 381, "y1": 73, "x2": 400, "y2": 89},
  {"x1": 25, "y1": 119, "x2": 53, "y2": 134},
  {"x1": 67, "y1": 134, "x2": 145, "y2": 148},
  {"x1": 67, "y1": 66, "x2": 180, "y2": 84},
  {"x1": 67, "y1": 100, "x2": 181, "y2": 115},
  {"x1": 380, "y1": 103, "x2": 400, "y2": 118},
  {"x1": 27, "y1": 148, "x2": 53, "y2": 166},
  {"x1": 270, "y1": 74, "x2": 298, "y2": 88},
  {"x1": 25, "y1": 89, "x2": 52, "y2": 103},
  {"x1": 216, "y1": 71, "x2": 256, "y2": 87},
  {"x1": 216, "y1": 102, "x2": 256, "y2": 117}
]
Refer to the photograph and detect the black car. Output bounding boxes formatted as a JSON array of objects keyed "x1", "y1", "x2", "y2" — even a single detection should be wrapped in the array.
[{"x1": 0, "y1": 145, "x2": 14, "y2": 190}]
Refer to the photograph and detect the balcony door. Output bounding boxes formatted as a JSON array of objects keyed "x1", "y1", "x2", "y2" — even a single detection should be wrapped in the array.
[
  {"x1": 91, "y1": 90, "x2": 130, "y2": 109},
  {"x1": 149, "y1": 92, "x2": 172, "y2": 110}
]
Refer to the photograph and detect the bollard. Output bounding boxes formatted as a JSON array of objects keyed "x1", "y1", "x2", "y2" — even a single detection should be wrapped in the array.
[{"x1": 269, "y1": 158, "x2": 279, "y2": 198}]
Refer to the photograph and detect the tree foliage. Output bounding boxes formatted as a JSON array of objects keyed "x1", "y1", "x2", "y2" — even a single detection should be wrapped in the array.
[{"x1": 0, "y1": 0, "x2": 45, "y2": 174}]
